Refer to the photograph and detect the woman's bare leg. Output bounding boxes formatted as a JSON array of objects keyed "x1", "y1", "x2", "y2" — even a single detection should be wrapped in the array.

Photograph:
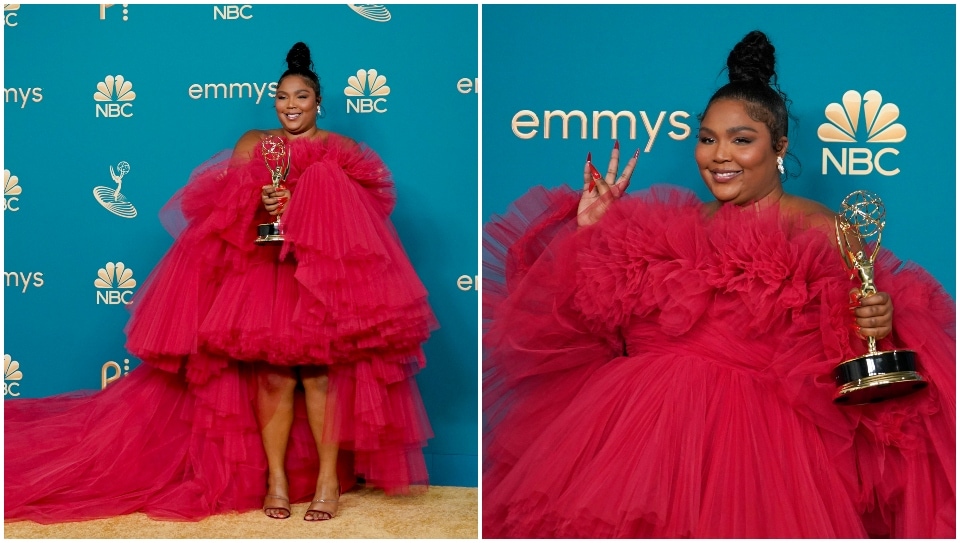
[
  {"x1": 257, "y1": 364, "x2": 298, "y2": 519},
  {"x1": 301, "y1": 366, "x2": 340, "y2": 521}
]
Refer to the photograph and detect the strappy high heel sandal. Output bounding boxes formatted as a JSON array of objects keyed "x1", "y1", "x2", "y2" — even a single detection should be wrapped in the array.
[
  {"x1": 304, "y1": 484, "x2": 341, "y2": 521},
  {"x1": 263, "y1": 494, "x2": 291, "y2": 519}
]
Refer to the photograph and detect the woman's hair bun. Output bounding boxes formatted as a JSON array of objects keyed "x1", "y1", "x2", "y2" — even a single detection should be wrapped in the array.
[
  {"x1": 726, "y1": 30, "x2": 777, "y2": 86},
  {"x1": 286, "y1": 41, "x2": 314, "y2": 73},
  {"x1": 279, "y1": 42, "x2": 321, "y2": 98}
]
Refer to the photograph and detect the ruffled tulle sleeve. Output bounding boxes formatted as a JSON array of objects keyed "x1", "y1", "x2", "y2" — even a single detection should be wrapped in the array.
[
  {"x1": 573, "y1": 186, "x2": 712, "y2": 336},
  {"x1": 844, "y1": 251, "x2": 956, "y2": 534},
  {"x1": 323, "y1": 135, "x2": 396, "y2": 216},
  {"x1": 124, "y1": 149, "x2": 261, "y2": 377},
  {"x1": 158, "y1": 150, "x2": 232, "y2": 239},
  {"x1": 483, "y1": 185, "x2": 627, "y2": 484}
]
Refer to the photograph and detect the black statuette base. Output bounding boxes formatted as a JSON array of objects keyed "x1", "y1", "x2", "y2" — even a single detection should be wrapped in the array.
[
  {"x1": 833, "y1": 350, "x2": 927, "y2": 405},
  {"x1": 255, "y1": 222, "x2": 284, "y2": 245}
]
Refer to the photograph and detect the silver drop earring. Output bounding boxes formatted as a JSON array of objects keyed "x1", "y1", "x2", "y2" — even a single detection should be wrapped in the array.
[{"x1": 777, "y1": 156, "x2": 785, "y2": 175}]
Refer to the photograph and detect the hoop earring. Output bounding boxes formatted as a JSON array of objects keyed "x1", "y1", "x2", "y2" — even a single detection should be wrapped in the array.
[{"x1": 777, "y1": 156, "x2": 785, "y2": 175}]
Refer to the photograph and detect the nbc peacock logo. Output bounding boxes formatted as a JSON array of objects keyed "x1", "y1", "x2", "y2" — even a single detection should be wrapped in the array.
[
  {"x1": 4, "y1": 169, "x2": 22, "y2": 212},
  {"x1": 344, "y1": 69, "x2": 390, "y2": 114},
  {"x1": 94, "y1": 75, "x2": 136, "y2": 118},
  {"x1": 818, "y1": 90, "x2": 905, "y2": 176},
  {"x1": 95, "y1": 261, "x2": 137, "y2": 305},
  {"x1": 4, "y1": 354, "x2": 22, "y2": 397},
  {"x1": 348, "y1": 4, "x2": 390, "y2": 22},
  {"x1": 93, "y1": 160, "x2": 137, "y2": 218}
]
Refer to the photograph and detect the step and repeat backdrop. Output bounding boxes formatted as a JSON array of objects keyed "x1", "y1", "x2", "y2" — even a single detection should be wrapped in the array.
[
  {"x1": 4, "y1": 4, "x2": 478, "y2": 486},
  {"x1": 483, "y1": 4, "x2": 956, "y2": 302}
]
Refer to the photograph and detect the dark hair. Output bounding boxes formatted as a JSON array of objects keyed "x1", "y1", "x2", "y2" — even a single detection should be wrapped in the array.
[
  {"x1": 280, "y1": 42, "x2": 322, "y2": 99},
  {"x1": 705, "y1": 31, "x2": 790, "y2": 153}
]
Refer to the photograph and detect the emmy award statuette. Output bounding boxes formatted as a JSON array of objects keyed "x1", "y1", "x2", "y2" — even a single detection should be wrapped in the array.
[
  {"x1": 255, "y1": 135, "x2": 290, "y2": 245},
  {"x1": 832, "y1": 190, "x2": 927, "y2": 405}
]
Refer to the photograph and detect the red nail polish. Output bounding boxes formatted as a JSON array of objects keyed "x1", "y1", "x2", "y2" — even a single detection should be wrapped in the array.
[
  {"x1": 586, "y1": 151, "x2": 592, "y2": 164},
  {"x1": 633, "y1": 148, "x2": 640, "y2": 159},
  {"x1": 589, "y1": 162, "x2": 603, "y2": 180},
  {"x1": 588, "y1": 163, "x2": 602, "y2": 192},
  {"x1": 613, "y1": 140, "x2": 619, "y2": 150}
]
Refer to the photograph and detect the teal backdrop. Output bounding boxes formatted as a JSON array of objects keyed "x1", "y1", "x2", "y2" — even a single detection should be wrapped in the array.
[
  {"x1": 3, "y1": 4, "x2": 478, "y2": 487},
  {"x1": 483, "y1": 5, "x2": 956, "y2": 303}
]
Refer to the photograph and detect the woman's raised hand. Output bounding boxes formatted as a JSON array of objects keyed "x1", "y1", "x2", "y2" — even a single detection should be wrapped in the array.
[
  {"x1": 577, "y1": 141, "x2": 638, "y2": 227},
  {"x1": 261, "y1": 185, "x2": 291, "y2": 216}
]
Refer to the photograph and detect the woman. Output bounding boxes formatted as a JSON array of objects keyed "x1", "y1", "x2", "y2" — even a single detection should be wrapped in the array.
[
  {"x1": 482, "y1": 31, "x2": 954, "y2": 538},
  {"x1": 5, "y1": 42, "x2": 435, "y2": 523}
]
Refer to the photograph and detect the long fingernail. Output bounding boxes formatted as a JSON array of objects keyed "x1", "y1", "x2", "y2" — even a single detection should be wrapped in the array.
[
  {"x1": 586, "y1": 151, "x2": 592, "y2": 164},
  {"x1": 633, "y1": 148, "x2": 640, "y2": 159},
  {"x1": 589, "y1": 162, "x2": 603, "y2": 181},
  {"x1": 587, "y1": 163, "x2": 602, "y2": 192},
  {"x1": 613, "y1": 140, "x2": 619, "y2": 150}
]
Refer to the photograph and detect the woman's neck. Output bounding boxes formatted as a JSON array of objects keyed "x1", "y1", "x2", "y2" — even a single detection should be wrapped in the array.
[
  {"x1": 746, "y1": 186, "x2": 785, "y2": 213},
  {"x1": 704, "y1": 185, "x2": 786, "y2": 217},
  {"x1": 280, "y1": 127, "x2": 320, "y2": 140}
]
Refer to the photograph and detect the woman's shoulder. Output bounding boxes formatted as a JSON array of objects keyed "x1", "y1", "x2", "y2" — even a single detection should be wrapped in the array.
[
  {"x1": 318, "y1": 130, "x2": 359, "y2": 150},
  {"x1": 781, "y1": 194, "x2": 836, "y2": 231},
  {"x1": 231, "y1": 129, "x2": 272, "y2": 159}
]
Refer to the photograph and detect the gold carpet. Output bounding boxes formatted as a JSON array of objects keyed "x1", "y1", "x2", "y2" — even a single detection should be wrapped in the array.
[{"x1": 3, "y1": 486, "x2": 478, "y2": 539}]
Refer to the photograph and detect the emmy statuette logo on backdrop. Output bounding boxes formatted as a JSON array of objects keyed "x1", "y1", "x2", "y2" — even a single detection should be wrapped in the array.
[
  {"x1": 345, "y1": 69, "x2": 390, "y2": 113},
  {"x1": 4, "y1": 354, "x2": 23, "y2": 397},
  {"x1": 4, "y1": 169, "x2": 22, "y2": 211},
  {"x1": 94, "y1": 75, "x2": 136, "y2": 118},
  {"x1": 832, "y1": 190, "x2": 926, "y2": 405},
  {"x1": 93, "y1": 161, "x2": 137, "y2": 218},
  {"x1": 348, "y1": 4, "x2": 391, "y2": 22},
  {"x1": 819, "y1": 90, "x2": 905, "y2": 176},
  {"x1": 95, "y1": 262, "x2": 137, "y2": 305}
]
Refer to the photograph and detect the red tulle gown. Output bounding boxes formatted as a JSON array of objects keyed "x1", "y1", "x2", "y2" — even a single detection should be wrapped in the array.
[
  {"x1": 482, "y1": 185, "x2": 955, "y2": 538},
  {"x1": 5, "y1": 134, "x2": 437, "y2": 523}
]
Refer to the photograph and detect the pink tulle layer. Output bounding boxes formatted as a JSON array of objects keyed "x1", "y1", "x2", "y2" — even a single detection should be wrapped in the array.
[
  {"x1": 6, "y1": 135, "x2": 436, "y2": 523},
  {"x1": 482, "y1": 185, "x2": 955, "y2": 538}
]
